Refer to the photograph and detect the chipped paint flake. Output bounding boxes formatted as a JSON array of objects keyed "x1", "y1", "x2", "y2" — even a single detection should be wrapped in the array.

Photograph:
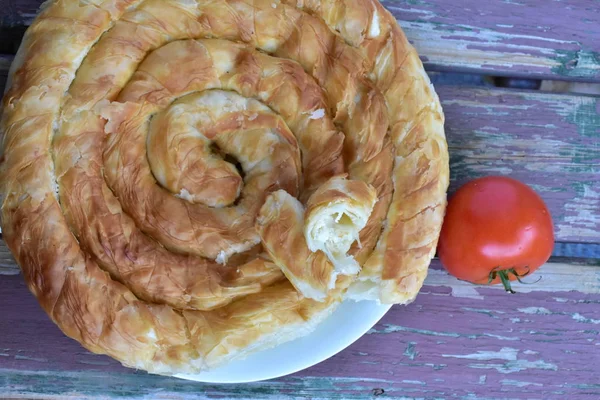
[
  {"x1": 403, "y1": 342, "x2": 418, "y2": 360},
  {"x1": 572, "y1": 313, "x2": 600, "y2": 324},
  {"x1": 501, "y1": 379, "x2": 543, "y2": 388},
  {"x1": 14, "y1": 355, "x2": 48, "y2": 362},
  {"x1": 517, "y1": 307, "x2": 552, "y2": 315},
  {"x1": 554, "y1": 297, "x2": 569, "y2": 303},
  {"x1": 442, "y1": 347, "x2": 518, "y2": 361},
  {"x1": 401, "y1": 380, "x2": 426, "y2": 385},
  {"x1": 470, "y1": 359, "x2": 558, "y2": 374},
  {"x1": 557, "y1": 184, "x2": 600, "y2": 241},
  {"x1": 443, "y1": 347, "x2": 557, "y2": 374}
]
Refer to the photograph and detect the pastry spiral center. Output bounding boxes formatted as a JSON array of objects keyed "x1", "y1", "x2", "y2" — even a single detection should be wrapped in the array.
[
  {"x1": 98, "y1": 38, "x2": 343, "y2": 260},
  {"x1": 147, "y1": 90, "x2": 294, "y2": 208}
]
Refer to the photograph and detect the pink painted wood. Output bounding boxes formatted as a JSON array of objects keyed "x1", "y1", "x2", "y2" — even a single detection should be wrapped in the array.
[
  {"x1": 382, "y1": 0, "x2": 600, "y2": 81},
  {"x1": 2, "y1": 268, "x2": 600, "y2": 399},
  {"x1": 439, "y1": 86, "x2": 600, "y2": 244}
]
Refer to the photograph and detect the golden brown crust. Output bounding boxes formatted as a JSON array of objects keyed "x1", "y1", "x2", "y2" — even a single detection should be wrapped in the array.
[{"x1": 0, "y1": 0, "x2": 449, "y2": 374}]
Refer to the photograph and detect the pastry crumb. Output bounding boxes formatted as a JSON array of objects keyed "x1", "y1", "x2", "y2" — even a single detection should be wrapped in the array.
[
  {"x1": 176, "y1": 188, "x2": 194, "y2": 202},
  {"x1": 216, "y1": 250, "x2": 228, "y2": 265},
  {"x1": 309, "y1": 109, "x2": 325, "y2": 120}
]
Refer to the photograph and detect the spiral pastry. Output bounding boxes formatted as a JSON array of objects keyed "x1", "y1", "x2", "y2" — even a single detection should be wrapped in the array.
[{"x1": 0, "y1": 0, "x2": 449, "y2": 374}]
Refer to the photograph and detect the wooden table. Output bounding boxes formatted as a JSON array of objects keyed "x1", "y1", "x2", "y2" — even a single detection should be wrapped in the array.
[{"x1": 1, "y1": 0, "x2": 599, "y2": 398}]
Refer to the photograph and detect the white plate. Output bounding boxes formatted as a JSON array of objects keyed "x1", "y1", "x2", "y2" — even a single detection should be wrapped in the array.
[{"x1": 176, "y1": 300, "x2": 392, "y2": 383}]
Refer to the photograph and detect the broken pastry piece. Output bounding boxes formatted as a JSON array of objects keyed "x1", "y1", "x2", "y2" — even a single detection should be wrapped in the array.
[
  {"x1": 305, "y1": 176, "x2": 378, "y2": 275},
  {"x1": 257, "y1": 177, "x2": 377, "y2": 301}
]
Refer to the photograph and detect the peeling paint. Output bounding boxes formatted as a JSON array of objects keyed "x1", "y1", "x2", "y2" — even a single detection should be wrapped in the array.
[
  {"x1": 470, "y1": 358, "x2": 558, "y2": 374},
  {"x1": 572, "y1": 313, "x2": 600, "y2": 324},
  {"x1": 381, "y1": 2, "x2": 600, "y2": 80},
  {"x1": 442, "y1": 347, "x2": 518, "y2": 361},
  {"x1": 461, "y1": 307, "x2": 505, "y2": 318},
  {"x1": 501, "y1": 379, "x2": 543, "y2": 388},
  {"x1": 557, "y1": 184, "x2": 600, "y2": 241},
  {"x1": 518, "y1": 307, "x2": 552, "y2": 315},
  {"x1": 554, "y1": 298, "x2": 569, "y2": 303},
  {"x1": 14, "y1": 355, "x2": 47, "y2": 362},
  {"x1": 442, "y1": 348, "x2": 557, "y2": 374},
  {"x1": 401, "y1": 380, "x2": 426, "y2": 385},
  {"x1": 368, "y1": 324, "x2": 517, "y2": 341},
  {"x1": 516, "y1": 307, "x2": 600, "y2": 324},
  {"x1": 403, "y1": 342, "x2": 418, "y2": 360}
]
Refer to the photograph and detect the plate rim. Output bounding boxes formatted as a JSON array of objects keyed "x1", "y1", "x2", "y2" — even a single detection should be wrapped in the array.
[{"x1": 174, "y1": 300, "x2": 393, "y2": 383}]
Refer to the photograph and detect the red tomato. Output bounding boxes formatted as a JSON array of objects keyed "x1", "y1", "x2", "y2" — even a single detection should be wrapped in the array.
[{"x1": 437, "y1": 176, "x2": 554, "y2": 293}]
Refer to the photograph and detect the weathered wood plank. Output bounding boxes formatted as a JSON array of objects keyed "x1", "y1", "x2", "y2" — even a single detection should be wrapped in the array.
[
  {"x1": 383, "y1": 0, "x2": 600, "y2": 81},
  {"x1": 440, "y1": 86, "x2": 600, "y2": 244},
  {"x1": 1, "y1": 270, "x2": 599, "y2": 398},
  {"x1": 2, "y1": 0, "x2": 600, "y2": 80}
]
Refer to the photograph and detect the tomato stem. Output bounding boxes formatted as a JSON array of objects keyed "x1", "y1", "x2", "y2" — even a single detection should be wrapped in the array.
[
  {"x1": 487, "y1": 266, "x2": 541, "y2": 293},
  {"x1": 497, "y1": 270, "x2": 516, "y2": 294}
]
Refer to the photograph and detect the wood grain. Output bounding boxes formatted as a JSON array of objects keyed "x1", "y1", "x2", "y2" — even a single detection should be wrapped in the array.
[
  {"x1": 1, "y1": 269, "x2": 599, "y2": 399},
  {"x1": 2, "y1": 0, "x2": 599, "y2": 80}
]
